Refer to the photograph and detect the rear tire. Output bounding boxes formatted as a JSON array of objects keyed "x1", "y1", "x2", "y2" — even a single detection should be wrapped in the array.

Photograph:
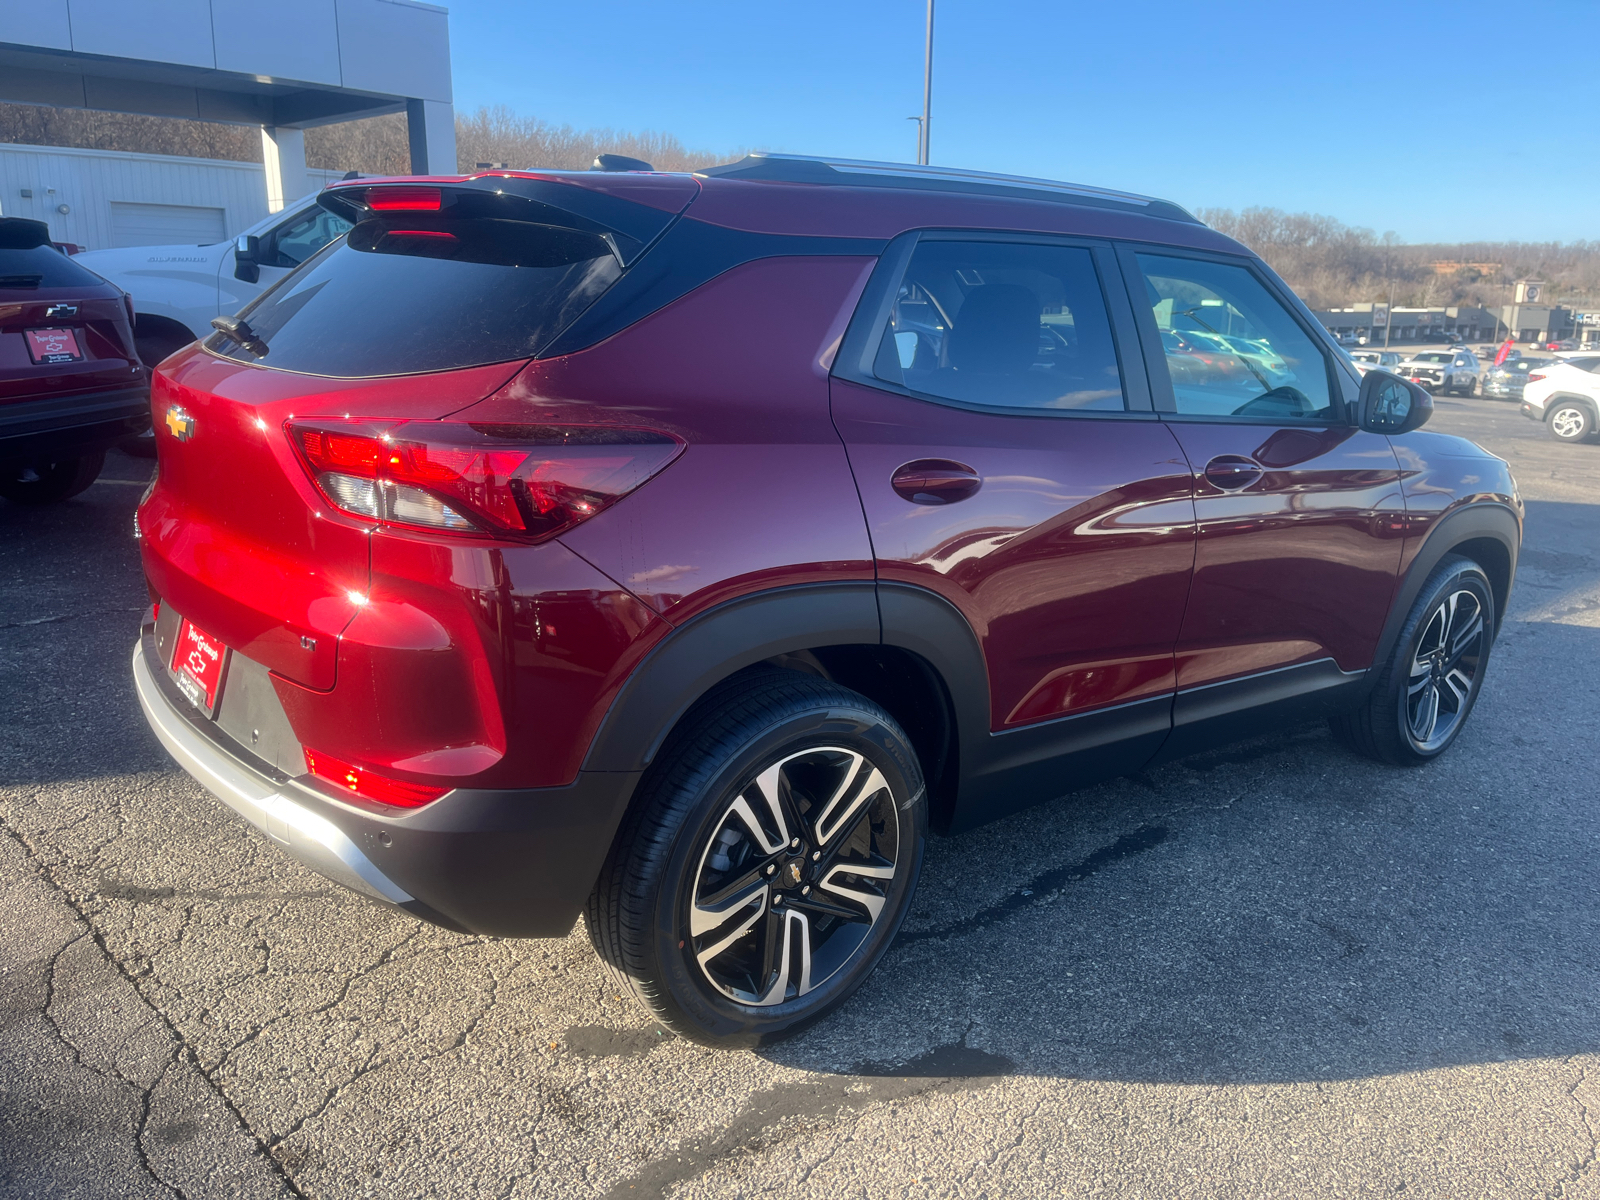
[
  {"x1": 585, "y1": 668, "x2": 927, "y2": 1048},
  {"x1": 1331, "y1": 555, "x2": 1493, "y2": 766},
  {"x1": 0, "y1": 451, "x2": 105, "y2": 505},
  {"x1": 1549, "y1": 402, "x2": 1595, "y2": 443}
]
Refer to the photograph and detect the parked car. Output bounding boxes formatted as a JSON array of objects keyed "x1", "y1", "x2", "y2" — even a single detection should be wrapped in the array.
[
  {"x1": 1546, "y1": 339, "x2": 1577, "y2": 351},
  {"x1": 1481, "y1": 355, "x2": 1551, "y2": 401},
  {"x1": 74, "y1": 193, "x2": 353, "y2": 369},
  {"x1": 132, "y1": 155, "x2": 1521, "y2": 1047},
  {"x1": 1397, "y1": 349, "x2": 1480, "y2": 395},
  {"x1": 0, "y1": 217, "x2": 147, "y2": 504},
  {"x1": 1350, "y1": 350, "x2": 1403, "y2": 374},
  {"x1": 1521, "y1": 354, "x2": 1600, "y2": 441}
]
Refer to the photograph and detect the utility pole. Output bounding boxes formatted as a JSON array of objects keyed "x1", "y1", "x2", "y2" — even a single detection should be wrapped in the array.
[
  {"x1": 1384, "y1": 276, "x2": 1395, "y2": 349},
  {"x1": 920, "y1": 0, "x2": 935, "y2": 165}
]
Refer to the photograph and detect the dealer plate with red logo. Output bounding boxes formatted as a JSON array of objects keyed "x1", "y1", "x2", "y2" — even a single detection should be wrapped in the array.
[
  {"x1": 171, "y1": 618, "x2": 229, "y2": 714},
  {"x1": 24, "y1": 328, "x2": 84, "y2": 365}
]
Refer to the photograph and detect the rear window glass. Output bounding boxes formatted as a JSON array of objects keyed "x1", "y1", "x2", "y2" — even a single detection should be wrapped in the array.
[
  {"x1": 207, "y1": 211, "x2": 625, "y2": 377},
  {"x1": 0, "y1": 245, "x2": 108, "y2": 291}
]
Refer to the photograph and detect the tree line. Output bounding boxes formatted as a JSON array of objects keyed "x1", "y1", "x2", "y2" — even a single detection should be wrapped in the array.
[
  {"x1": 3, "y1": 101, "x2": 1594, "y2": 309},
  {"x1": 1200, "y1": 206, "x2": 1600, "y2": 312}
]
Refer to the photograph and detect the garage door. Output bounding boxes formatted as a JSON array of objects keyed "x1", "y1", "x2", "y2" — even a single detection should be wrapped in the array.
[{"x1": 108, "y1": 202, "x2": 227, "y2": 248}]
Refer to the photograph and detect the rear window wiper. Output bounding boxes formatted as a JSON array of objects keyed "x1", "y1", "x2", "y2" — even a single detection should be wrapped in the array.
[{"x1": 211, "y1": 314, "x2": 269, "y2": 357}]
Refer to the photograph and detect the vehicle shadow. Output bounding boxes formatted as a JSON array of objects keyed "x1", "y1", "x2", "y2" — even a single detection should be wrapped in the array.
[{"x1": 765, "y1": 608, "x2": 1600, "y2": 1087}]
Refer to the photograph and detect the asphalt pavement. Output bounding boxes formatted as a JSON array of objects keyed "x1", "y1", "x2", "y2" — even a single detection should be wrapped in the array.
[{"x1": 2, "y1": 394, "x2": 1597, "y2": 1200}]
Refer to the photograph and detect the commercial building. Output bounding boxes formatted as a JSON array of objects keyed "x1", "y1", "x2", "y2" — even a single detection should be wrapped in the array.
[
  {"x1": 1311, "y1": 303, "x2": 1502, "y2": 344},
  {"x1": 0, "y1": 141, "x2": 347, "y2": 249},
  {"x1": 0, "y1": 0, "x2": 455, "y2": 217}
]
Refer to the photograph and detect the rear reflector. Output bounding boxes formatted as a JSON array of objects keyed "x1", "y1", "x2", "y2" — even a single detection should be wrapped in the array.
[
  {"x1": 288, "y1": 418, "x2": 684, "y2": 541},
  {"x1": 366, "y1": 187, "x2": 443, "y2": 212},
  {"x1": 304, "y1": 748, "x2": 450, "y2": 808}
]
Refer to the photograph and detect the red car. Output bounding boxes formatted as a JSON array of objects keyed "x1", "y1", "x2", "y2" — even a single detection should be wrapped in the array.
[
  {"x1": 0, "y1": 217, "x2": 147, "y2": 503},
  {"x1": 133, "y1": 156, "x2": 1520, "y2": 1046}
]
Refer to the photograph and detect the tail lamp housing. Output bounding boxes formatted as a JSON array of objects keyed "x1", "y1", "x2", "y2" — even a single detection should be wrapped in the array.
[{"x1": 287, "y1": 418, "x2": 685, "y2": 542}]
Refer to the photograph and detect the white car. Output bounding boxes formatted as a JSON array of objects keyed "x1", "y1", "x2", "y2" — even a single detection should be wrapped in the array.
[
  {"x1": 1349, "y1": 350, "x2": 1403, "y2": 374},
  {"x1": 73, "y1": 193, "x2": 352, "y2": 367},
  {"x1": 1521, "y1": 354, "x2": 1600, "y2": 442},
  {"x1": 1397, "y1": 349, "x2": 1480, "y2": 396}
]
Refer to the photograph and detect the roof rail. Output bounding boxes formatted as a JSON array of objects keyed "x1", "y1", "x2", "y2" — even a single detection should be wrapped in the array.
[{"x1": 697, "y1": 152, "x2": 1199, "y2": 224}]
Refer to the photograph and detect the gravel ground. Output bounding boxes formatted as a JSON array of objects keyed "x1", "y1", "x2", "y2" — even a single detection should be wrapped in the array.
[{"x1": 2, "y1": 394, "x2": 1597, "y2": 1200}]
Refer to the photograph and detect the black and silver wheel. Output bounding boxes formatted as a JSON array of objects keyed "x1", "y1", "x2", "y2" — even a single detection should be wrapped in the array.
[
  {"x1": 1549, "y1": 402, "x2": 1594, "y2": 443},
  {"x1": 586, "y1": 668, "x2": 926, "y2": 1047},
  {"x1": 1332, "y1": 555, "x2": 1494, "y2": 765},
  {"x1": 0, "y1": 451, "x2": 105, "y2": 505}
]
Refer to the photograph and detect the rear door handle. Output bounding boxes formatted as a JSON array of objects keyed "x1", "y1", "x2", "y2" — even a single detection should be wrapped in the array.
[
  {"x1": 891, "y1": 459, "x2": 983, "y2": 505},
  {"x1": 1203, "y1": 455, "x2": 1264, "y2": 491}
]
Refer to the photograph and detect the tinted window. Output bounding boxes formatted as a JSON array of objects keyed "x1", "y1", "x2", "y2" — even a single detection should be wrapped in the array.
[
  {"x1": 1135, "y1": 253, "x2": 1333, "y2": 421},
  {"x1": 0, "y1": 244, "x2": 108, "y2": 291},
  {"x1": 267, "y1": 206, "x2": 352, "y2": 268},
  {"x1": 873, "y1": 240, "x2": 1124, "y2": 411},
  {"x1": 208, "y1": 214, "x2": 623, "y2": 377},
  {"x1": 1414, "y1": 353, "x2": 1453, "y2": 363}
]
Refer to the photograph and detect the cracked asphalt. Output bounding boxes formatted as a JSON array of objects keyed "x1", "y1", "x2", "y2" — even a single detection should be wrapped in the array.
[{"x1": 3, "y1": 394, "x2": 1598, "y2": 1199}]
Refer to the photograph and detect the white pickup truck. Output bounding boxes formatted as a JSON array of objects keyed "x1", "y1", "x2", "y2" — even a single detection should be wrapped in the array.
[{"x1": 74, "y1": 193, "x2": 351, "y2": 367}]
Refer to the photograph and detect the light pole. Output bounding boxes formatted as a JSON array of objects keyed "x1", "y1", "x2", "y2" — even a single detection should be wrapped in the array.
[
  {"x1": 907, "y1": 116, "x2": 923, "y2": 163},
  {"x1": 920, "y1": 0, "x2": 934, "y2": 165}
]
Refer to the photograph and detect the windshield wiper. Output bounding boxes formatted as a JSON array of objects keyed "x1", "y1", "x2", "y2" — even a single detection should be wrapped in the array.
[
  {"x1": 1177, "y1": 307, "x2": 1273, "y2": 392},
  {"x1": 211, "y1": 314, "x2": 269, "y2": 357}
]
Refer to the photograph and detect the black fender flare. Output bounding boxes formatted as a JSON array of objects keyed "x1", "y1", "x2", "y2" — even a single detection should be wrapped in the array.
[
  {"x1": 582, "y1": 582, "x2": 883, "y2": 773},
  {"x1": 1370, "y1": 501, "x2": 1521, "y2": 675}
]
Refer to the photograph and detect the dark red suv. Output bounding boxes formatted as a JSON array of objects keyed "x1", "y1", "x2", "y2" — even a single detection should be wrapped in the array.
[
  {"x1": 1, "y1": 217, "x2": 146, "y2": 503},
  {"x1": 133, "y1": 155, "x2": 1520, "y2": 1046}
]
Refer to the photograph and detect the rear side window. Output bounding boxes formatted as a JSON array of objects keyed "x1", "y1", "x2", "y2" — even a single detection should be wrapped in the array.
[
  {"x1": 0, "y1": 244, "x2": 108, "y2": 291},
  {"x1": 872, "y1": 240, "x2": 1126, "y2": 411},
  {"x1": 206, "y1": 185, "x2": 674, "y2": 378}
]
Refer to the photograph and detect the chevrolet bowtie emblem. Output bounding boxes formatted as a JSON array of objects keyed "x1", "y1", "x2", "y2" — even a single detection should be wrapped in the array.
[{"x1": 165, "y1": 405, "x2": 195, "y2": 441}]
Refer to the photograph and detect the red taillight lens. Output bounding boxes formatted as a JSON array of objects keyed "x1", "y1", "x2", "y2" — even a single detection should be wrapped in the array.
[
  {"x1": 366, "y1": 186, "x2": 443, "y2": 212},
  {"x1": 287, "y1": 418, "x2": 685, "y2": 541},
  {"x1": 1528, "y1": 373, "x2": 1546, "y2": 382},
  {"x1": 304, "y1": 748, "x2": 450, "y2": 808}
]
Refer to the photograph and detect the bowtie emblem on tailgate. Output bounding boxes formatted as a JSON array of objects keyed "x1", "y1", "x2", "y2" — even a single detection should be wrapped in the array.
[{"x1": 165, "y1": 405, "x2": 195, "y2": 441}]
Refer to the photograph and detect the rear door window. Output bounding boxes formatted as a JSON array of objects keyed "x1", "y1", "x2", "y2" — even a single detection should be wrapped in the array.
[{"x1": 871, "y1": 239, "x2": 1126, "y2": 412}]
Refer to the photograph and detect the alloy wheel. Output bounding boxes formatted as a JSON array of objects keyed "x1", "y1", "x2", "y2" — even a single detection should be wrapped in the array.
[
  {"x1": 687, "y1": 746, "x2": 902, "y2": 1007},
  {"x1": 1551, "y1": 406, "x2": 1588, "y2": 440},
  {"x1": 1405, "y1": 588, "x2": 1484, "y2": 752}
]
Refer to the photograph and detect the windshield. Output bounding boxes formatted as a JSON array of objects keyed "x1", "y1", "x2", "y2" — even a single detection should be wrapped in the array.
[{"x1": 1413, "y1": 353, "x2": 1453, "y2": 363}]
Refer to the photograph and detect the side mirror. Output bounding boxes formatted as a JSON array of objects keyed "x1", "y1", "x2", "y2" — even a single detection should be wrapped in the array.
[
  {"x1": 233, "y1": 234, "x2": 260, "y2": 283},
  {"x1": 1358, "y1": 370, "x2": 1432, "y2": 434}
]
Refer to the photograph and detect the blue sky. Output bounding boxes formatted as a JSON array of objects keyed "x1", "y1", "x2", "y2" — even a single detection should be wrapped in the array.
[{"x1": 448, "y1": 0, "x2": 1598, "y2": 243}]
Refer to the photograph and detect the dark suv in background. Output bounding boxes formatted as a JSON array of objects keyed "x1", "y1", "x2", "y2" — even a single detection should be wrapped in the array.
[
  {"x1": 133, "y1": 155, "x2": 1520, "y2": 1046},
  {"x1": 1, "y1": 217, "x2": 146, "y2": 503}
]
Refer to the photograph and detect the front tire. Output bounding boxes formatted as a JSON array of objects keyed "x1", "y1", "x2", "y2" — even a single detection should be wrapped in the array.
[
  {"x1": 585, "y1": 668, "x2": 927, "y2": 1048},
  {"x1": 0, "y1": 451, "x2": 105, "y2": 505},
  {"x1": 1549, "y1": 402, "x2": 1594, "y2": 443},
  {"x1": 1331, "y1": 555, "x2": 1493, "y2": 765}
]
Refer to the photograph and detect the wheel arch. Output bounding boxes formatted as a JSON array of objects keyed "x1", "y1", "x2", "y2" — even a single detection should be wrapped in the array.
[
  {"x1": 1371, "y1": 502, "x2": 1521, "y2": 674},
  {"x1": 1543, "y1": 392, "x2": 1599, "y2": 422},
  {"x1": 580, "y1": 581, "x2": 985, "y2": 836},
  {"x1": 133, "y1": 312, "x2": 203, "y2": 364}
]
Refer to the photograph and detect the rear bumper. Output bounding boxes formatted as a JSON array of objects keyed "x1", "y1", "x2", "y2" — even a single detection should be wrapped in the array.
[
  {"x1": 1521, "y1": 401, "x2": 1544, "y2": 421},
  {"x1": 133, "y1": 630, "x2": 639, "y2": 937},
  {"x1": 0, "y1": 385, "x2": 150, "y2": 462}
]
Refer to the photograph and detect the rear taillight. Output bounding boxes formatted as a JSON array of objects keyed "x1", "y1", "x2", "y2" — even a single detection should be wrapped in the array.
[
  {"x1": 304, "y1": 748, "x2": 449, "y2": 808},
  {"x1": 1528, "y1": 373, "x2": 1546, "y2": 382},
  {"x1": 287, "y1": 418, "x2": 684, "y2": 541},
  {"x1": 366, "y1": 186, "x2": 443, "y2": 212}
]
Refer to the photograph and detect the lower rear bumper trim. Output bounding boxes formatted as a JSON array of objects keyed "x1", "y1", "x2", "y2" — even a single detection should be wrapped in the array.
[{"x1": 133, "y1": 641, "x2": 414, "y2": 908}]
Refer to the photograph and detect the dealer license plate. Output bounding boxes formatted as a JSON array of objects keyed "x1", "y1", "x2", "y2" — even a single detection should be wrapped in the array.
[
  {"x1": 171, "y1": 618, "x2": 228, "y2": 714},
  {"x1": 24, "y1": 327, "x2": 84, "y2": 365}
]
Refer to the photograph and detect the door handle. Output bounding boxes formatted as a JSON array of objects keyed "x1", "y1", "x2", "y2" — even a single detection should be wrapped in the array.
[
  {"x1": 1203, "y1": 455, "x2": 1264, "y2": 491},
  {"x1": 891, "y1": 459, "x2": 983, "y2": 505}
]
